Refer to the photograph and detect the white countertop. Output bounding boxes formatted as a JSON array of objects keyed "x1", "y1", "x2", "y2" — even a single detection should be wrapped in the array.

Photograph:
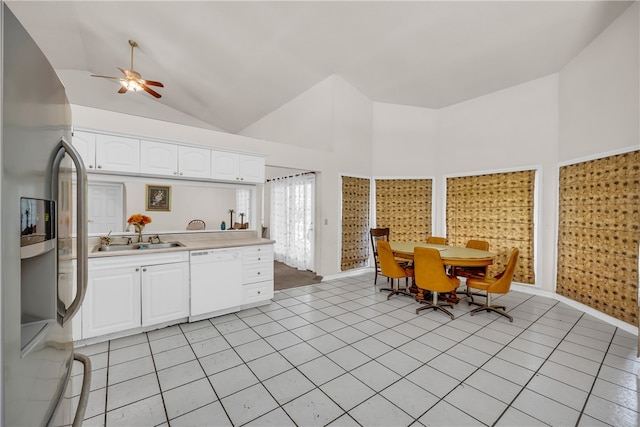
[{"x1": 87, "y1": 231, "x2": 274, "y2": 258}]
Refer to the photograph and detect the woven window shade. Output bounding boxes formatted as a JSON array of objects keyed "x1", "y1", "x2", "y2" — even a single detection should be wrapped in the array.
[
  {"x1": 375, "y1": 179, "x2": 432, "y2": 242},
  {"x1": 446, "y1": 170, "x2": 536, "y2": 283},
  {"x1": 341, "y1": 176, "x2": 371, "y2": 271},
  {"x1": 557, "y1": 150, "x2": 639, "y2": 326}
]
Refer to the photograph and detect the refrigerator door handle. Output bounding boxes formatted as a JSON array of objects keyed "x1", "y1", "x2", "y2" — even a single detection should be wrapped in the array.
[{"x1": 51, "y1": 137, "x2": 88, "y2": 324}]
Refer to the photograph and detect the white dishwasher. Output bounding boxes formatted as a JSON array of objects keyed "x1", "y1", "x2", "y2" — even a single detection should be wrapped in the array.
[{"x1": 190, "y1": 248, "x2": 242, "y2": 319}]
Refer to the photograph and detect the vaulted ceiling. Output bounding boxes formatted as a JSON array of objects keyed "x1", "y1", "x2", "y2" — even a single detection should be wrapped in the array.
[{"x1": 7, "y1": 1, "x2": 633, "y2": 134}]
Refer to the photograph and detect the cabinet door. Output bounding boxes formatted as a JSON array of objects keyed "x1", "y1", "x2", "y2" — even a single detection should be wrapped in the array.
[
  {"x1": 140, "y1": 140, "x2": 178, "y2": 176},
  {"x1": 95, "y1": 134, "x2": 140, "y2": 173},
  {"x1": 72, "y1": 131, "x2": 96, "y2": 170},
  {"x1": 211, "y1": 150, "x2": 239, "y2": 181},
  {"x1": 141, "y1": 262, "x2": 189, "y2": 326},
  {"x1": 239, "y1": 154, "x2": 265, "y2": 183},
  {"x1": 179, "y1": 146, "x2": 211, "y2": 178},
  {"x1": 82, "y1": 267, "x2": 141, "y2": 338}
]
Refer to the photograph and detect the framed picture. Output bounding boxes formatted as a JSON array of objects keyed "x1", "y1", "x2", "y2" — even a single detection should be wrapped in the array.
[{"x1": 146, "y1": 184, "x2": 171, "y2": 211}]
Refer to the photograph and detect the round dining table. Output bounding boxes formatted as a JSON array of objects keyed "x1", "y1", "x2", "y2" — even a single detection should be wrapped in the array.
[
  {"x1": 390, "y1": 242, "x2": 495, "y2": 267},
  {"x1": 390, "y1": 242, "x2": 495, "y2": 303}
]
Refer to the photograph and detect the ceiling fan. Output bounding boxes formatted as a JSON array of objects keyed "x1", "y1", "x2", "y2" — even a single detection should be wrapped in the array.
[{"x1": 91, "y1": 40, "x2": 164, "y2": 98}]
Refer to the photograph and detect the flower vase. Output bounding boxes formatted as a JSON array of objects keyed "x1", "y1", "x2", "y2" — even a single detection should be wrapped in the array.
[{"x1": 134, "y1": 223, "x2": 145, "y2": 242}]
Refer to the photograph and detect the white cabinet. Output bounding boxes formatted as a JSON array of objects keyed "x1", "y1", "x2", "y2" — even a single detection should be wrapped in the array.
[
  {"x1": 95, "y1": 134, "x2": 140, "y2": 173},
  {"x1": 211, "y1": 151, "x2": 239, "y2": 181},
  {"x1": 140, "y1": 140, "x2": 177, "y2": 176},
  {"x1": 211, "y1": 150, "x2": 265, "y2": 183},
  {"x1": 140, "y1": 140, "x2": 211, "y2": 178},
  {"x1": 82, "y1": 266, "x2": 141, "y2": 339},
  {"x1": 82, "y1": 252, "x2": 189, "y2": 340},
  {"x1": 72, "y1": 131, "x2": 139, "y2": 173},
  {"x1": 72, "y1": 131, "x2": 97, "y2": 170},
  {"x1": 179, "y1": 146, "x2": 211, "y2": 178},
  {"x1": 241, "y1": 244, "x2": 274, "y2": 306},
  {"x1": 141, "y1": 262, "x2": 189, "y2": 326},
  {"x1": 239, "y1": 154, "x2": 266, "y2": 183},
  {"x1": 190, "y1": 248, "x2": 242, "y2": 318}
]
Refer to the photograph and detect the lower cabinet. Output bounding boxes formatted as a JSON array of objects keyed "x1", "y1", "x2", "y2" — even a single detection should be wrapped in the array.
[
  {"x1": 242, "y1": 244, "x2": 274, "y2": 305},
  {"x1": 141, "y1": 263, "x2": 190, "y2": 327},
  {"x1": 82, "y1": 252, "x2": 189, "y2": 340},
  {"x1": 82, "y1": 266, "x2": 141, "y2": 339}
]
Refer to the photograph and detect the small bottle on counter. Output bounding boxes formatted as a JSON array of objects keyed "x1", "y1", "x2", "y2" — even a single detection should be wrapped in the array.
[{"x1": 221, "y1": 221, "x2": 226, "y2": 230}]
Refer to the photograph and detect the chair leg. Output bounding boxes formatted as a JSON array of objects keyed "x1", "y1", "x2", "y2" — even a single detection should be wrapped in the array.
[
  {"x1": 469, "y1": 293, "x2": 513, "y2": 322},
  {"x1": 374, "y1": 268, "x2": 378, "y2": 285},
  {"x1": 415, "y1": 292, "x2": 454, "y2": 320},
  {"x1": 386, "y1": 278, "x2": 412, "y2": 299}
]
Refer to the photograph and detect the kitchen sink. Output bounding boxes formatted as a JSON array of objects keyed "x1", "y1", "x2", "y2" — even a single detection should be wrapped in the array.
[{"x1": 94, "y1": 241, "x2": 185, "y2": 252}]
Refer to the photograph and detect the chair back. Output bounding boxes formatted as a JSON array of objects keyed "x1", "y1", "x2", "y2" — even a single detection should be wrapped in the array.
[
  {"x1": 427, "y1": 236, "x2": 447, "y2": 245},
  {"x1": 466, "y1": 239, "x2": 489, "y2": 251},
  {"x1": 377, "y1": 241, "x2": 410, "y2": 279},
  {"x1": 187, "y1": 219, "x2": 206, "y2": 230},
  {"x1": 414, "y1": 247, "x2": 459, "y2": 293},
  {"x1": 370, "y1": 228, "x2": 390, "y2": 262},
  {"x1": 489, "y1": 248, "x2": 519, "y2": 294}
]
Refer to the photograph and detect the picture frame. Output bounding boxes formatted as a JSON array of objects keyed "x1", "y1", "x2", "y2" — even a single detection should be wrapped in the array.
[{"x1": 146, "y1": 184, "x2": 171, "y2": 211}]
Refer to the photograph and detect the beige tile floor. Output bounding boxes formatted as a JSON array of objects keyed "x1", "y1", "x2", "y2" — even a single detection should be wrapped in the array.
[{"x1": 72, "y1": 272, "x2": 639, "y2": 426}]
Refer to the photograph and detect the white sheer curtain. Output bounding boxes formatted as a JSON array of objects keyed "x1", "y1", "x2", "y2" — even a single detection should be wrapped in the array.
[
  {"x1": 270, "y1": 173, "x2": 315, "y2": 271},
  {"x1": 236, "y1": 188, "x2": 251, "y2": 226}
]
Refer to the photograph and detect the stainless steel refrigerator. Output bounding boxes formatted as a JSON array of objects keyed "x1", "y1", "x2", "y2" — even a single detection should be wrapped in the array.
[{"x1": 1, "y1": 4, "x2": 90, "y2": 426}]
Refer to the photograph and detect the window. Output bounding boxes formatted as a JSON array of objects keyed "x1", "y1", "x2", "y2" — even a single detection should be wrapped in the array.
[
  {"x1": 341, "y1": 176, "x2": 370, "y2": 271},
  {"x1": 446, "y1": 170, "x2": 536, "y2": 283},
  {"x1": 375, "y1": 179, "x2": 432, "y2": 242}
]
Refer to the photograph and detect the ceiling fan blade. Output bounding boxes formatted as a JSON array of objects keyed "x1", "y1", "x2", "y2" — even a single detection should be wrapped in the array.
[
  {"x1": 91, "y1": 74, "x2": 122, "y2": 80},
  {"x1": 141, "y1": 84, "x2": 161, "y2": 98},
  {"x1": 117, "y1": 86, "x2": 128, "y2": 94},
  {"x1": 142, "y1": 79, "x2": 164, "y2": 87},
  {"x1": 117, "y1": 67, "x2": 127, "y2": 76}
]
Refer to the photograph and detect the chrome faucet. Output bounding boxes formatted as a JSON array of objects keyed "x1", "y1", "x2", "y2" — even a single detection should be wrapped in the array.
[{"x1": 149, "y1": 234, "x2": 162, "y2": 244}]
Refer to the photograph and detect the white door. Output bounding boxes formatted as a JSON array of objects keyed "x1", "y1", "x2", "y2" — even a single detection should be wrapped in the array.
[
  {"x1": 82, "y1": 267, "x2": 141, "y2": 338},
  {"x1": 141, "y1": 262, "x2": 189, "y2": 326},
  {"x1": 87, "y1": 183, "x2": 124, "y2": 234}
]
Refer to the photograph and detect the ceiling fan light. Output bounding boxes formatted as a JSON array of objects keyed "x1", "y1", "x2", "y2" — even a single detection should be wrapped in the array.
[{"x1": 122, "y1": 79, "x2": 142, "y2": 91}]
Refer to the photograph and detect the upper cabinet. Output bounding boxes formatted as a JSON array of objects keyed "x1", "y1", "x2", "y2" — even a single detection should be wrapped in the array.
[
  {"x1": 140, "y1": 140, "x2": 211, "y2": 179},
  {"x1": 74, "y1": 129, "x2": 265, "y2": 184},
  {"x1": 72, "y1": 131, "x2": 140, "y2": 173},
  {"x1": 211, "y1": 150, "x2": 265, "y2": 183}
]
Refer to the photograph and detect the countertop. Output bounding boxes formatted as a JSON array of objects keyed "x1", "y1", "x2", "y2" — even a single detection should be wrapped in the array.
[{"x1": 88, "y1": 230, "x2": 274, "y2": 258}]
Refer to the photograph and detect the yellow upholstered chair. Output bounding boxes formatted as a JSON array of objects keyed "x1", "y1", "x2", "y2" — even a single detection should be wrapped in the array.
[
  {"x1": 427, "y1": 236, "x2": 447, "y2": 245},
  {"x1": 413, "y1": 247, "x2": 460, "y2": 319},
  {"x1": 370, "y1": 228, "x2": 390, "y2": 285},
  {"x1": 466, "y1": 248, "x2": 519, "y2": 322},
  {"x1": 377, "y1": 241, "x2": 414, "y2": 299},
  {"x1": 455, "y1": 239, "x2": 490, "y2": 297}
]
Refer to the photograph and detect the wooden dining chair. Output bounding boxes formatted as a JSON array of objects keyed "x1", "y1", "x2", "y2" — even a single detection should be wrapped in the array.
[
  {"x1": 186, "y1": 219, "x2": 206, "y2": 230},
  {"x1": 376, "y1": 241, "x2": 414, "y2": 299},
  {"x1": 427, "y1": 236, "x2": 447, "y2": 245},
  {"x1": 413, "y1": 247, "x2": 460, "y2": 319},
  {"x1": 467, "y1": 248, "x2": 519, "y2": 322},
  {"x1": 370, "y1": 228, "x2": 390, "y2": 285}
]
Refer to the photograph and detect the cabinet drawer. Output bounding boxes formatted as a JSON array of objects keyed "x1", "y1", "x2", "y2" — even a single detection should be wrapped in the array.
[
  {"x1": 242, "y1": 262, "x2": 274, "y2": 284},
  {"x1": 242, "y1": 281, "x2": 274, "y2": 305},
  {"x1": 243, "y1": 245, "x2": 273, "y2": 264}
]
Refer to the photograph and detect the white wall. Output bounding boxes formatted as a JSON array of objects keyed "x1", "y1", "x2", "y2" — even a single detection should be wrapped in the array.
[
  {"x1": 559, "y1": 2, "x2": 639, "y2": 161},
  {"x1": 72, "y1": 74, "x2": 373, "y2": 276}
]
